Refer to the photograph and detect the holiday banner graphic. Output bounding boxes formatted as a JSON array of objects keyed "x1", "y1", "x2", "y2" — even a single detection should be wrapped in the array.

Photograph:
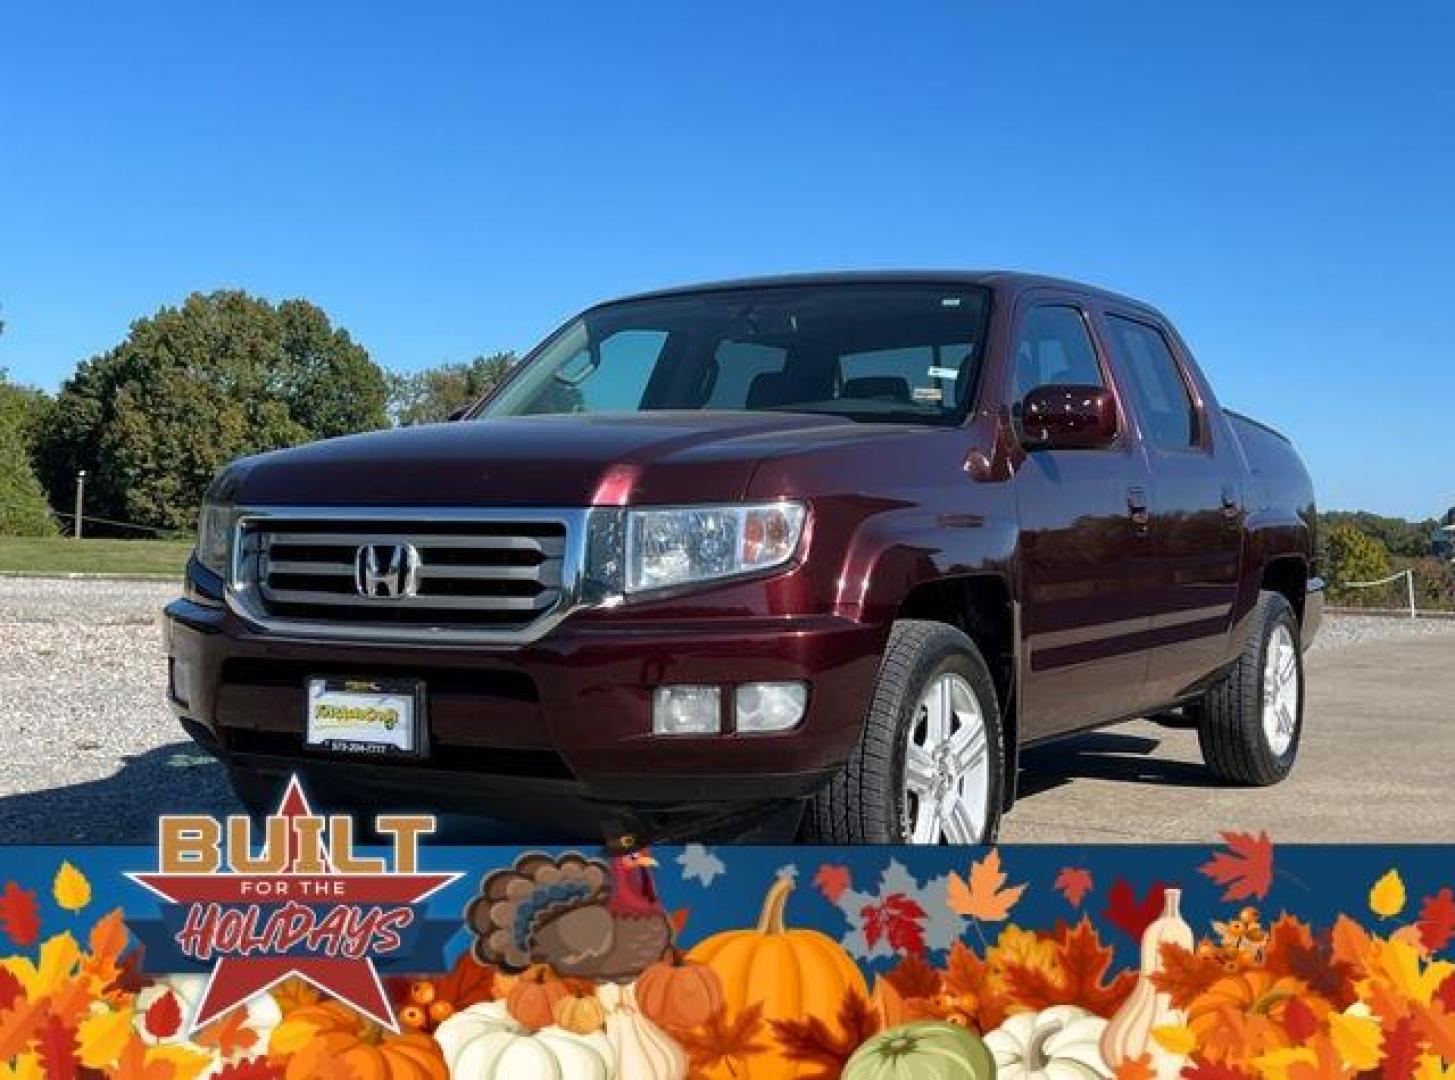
[{"x1": 0, "y1": 787, "x2": 1452, "y2": 1078}]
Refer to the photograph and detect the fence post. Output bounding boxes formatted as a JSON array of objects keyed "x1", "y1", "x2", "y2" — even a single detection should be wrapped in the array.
[
  {"x1": 1407, "y1": 568, "x2": 1417, "y2": 619},
  {"x1": 73, "y1": 470, "x2": 86, "y2": 540}
]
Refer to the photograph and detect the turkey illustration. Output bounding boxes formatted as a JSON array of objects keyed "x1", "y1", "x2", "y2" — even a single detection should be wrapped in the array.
[{"x1": 467, "y1": 847, "x2": 674, "y2": 984}]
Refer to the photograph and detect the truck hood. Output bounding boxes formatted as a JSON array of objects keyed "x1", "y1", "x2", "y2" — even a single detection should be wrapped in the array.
[{"x1": 234, "y1": 411, "x2": 866, "y2": 507}]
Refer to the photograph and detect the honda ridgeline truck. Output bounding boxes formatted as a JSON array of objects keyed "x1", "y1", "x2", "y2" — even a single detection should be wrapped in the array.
[{"x1": 165, "y1": 273, "x2": 1322, "y2": 843}]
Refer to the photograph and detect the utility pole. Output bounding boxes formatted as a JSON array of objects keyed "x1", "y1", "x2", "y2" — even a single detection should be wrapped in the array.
[{"x1": 74, "y1": 470, "x2": 86, "y2": 540}]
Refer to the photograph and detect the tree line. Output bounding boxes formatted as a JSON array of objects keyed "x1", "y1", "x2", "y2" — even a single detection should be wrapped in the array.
[{"x1": 0, "y1": 291, "x2": 517, "y2": 537}]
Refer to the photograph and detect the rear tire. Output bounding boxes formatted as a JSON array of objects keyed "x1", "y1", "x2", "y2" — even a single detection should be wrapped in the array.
[
  {"x1": 803, "y1": 619, "x2": 1004, "y2": 844},
  {"x1": 1193, "y1": 591, "x2": 1304, "y2": 786}
]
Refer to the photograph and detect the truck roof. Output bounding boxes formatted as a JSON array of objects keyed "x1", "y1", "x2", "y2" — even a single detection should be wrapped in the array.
[{"x1": 600, "y1": 270, "x2": 1164, "y2": 317}]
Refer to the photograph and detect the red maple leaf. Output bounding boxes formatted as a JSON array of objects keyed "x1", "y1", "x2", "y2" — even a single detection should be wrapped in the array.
[
  {"x1": 1103, "y1": 879, "x2": 1168, "y2": 943},
  {"x1": 1198, "y1": 831, "x2": 1274, "y2": 901},
  {"x1": 143, "y1": 989, "x2": 184, "y2": 1040},
  {"x1": 1055, "y1": 867, "x2": 1095, "y2": 909},
  {"x1": 1282, "y1": 996, "x2": 1321, "y2": 1042},
  {"x1": 861, "y1": 894, "x2": 928, "y2": 956},
  {"x1": 815, "y1": 864, "x2": 853, "y2": 905},
  {"x1": 1419, "y1": 889, "x2": 1455, "y2": 954},
  {"x1": 1182, "y1": 1062, "x2": 1260, "y2": 1080},
  {"x1": 1382, "y1": 1016, "x2": 1422, "y2": 1080},
  {"x1": 1001, "y1": 917, "x2": 1137, "y2": 1017},
  {"x1": 35, "y1": 1015, "x2": 80, "y2": 1080},
  {"x1": 0, "y1": 882, "x2": 40, "y2": 947},
  {"x1": 0, "y1": 967, "x2": 21, "y2": 1013},
  {"x1": 884, "y1": 953, "x2": 942, "y2": 1000},
  {"x1": 1438, "y1": 974, "x2": 1455, "y2": 1013},
  {"x1": 213, "y1": 1058, "x2": 286, "y2": 1080}
]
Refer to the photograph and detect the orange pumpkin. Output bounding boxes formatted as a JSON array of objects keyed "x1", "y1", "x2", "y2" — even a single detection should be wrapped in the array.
[
  {"x1": 687, "y1": 874, "x2": 869, "y2": 1080},
  {"x1": 507, "y1": 966, "x2": 573, "y2": 1030},
  {"x1": 269, "y1": 1000, "x2": 447, "y2": 1080},
  {"x1": 553, "y1": 987, "x2": 608, "y2": 1035},
  {"x1": 636, "y1": 954, "x2": 725, "y2": 1029}
]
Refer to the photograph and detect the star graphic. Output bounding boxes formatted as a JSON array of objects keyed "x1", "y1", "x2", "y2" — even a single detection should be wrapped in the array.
[{"x1": 129, "y1": 775, "x2": 460, "y2": 1032}]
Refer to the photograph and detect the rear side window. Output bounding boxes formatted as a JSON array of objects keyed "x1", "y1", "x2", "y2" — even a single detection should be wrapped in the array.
[
  {"x1": 1012, "y1": 306, "x2": 1104, "y2": 401},
  {"x1": 1105, "y1": 316, "x2": 1199, "y2": 449}
]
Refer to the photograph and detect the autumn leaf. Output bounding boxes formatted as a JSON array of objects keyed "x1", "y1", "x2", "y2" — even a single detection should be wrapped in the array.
[
  {"x1": 143, "y1": 990, "x2": 184, "y2": 1041},
  {"x1": 52, "y1": 862, "x2": 92, "y2": 914},
  {"x1": 270, "y1": 977, "x2": 322, "y2": 1015},
  {"x1": 1328, "y1": 1009, "x2": 1383, "y2": 1071},
  {"x1": 1000, "y1": 917, "x2": 1137, "y2": 1017},
  {"x1": 0, "y1": 968, "x2": 20, "y2": 1013},
  {"x1": 106, "y1": 946, "x2": 153, "y2": 998},
  {"x1": 110, "y1": 1033, "x2": 176, "y2": 1080},
  {"x1": 1199, "y1": 831, "x2": 1274, "y2": 902},
  {"x1": 0, "y1": 998, "x2": 48, "y2": 1063},
  {"x1": 1281, "y1": 996, "x2": 1322, "y2": 1043},
  {"x1": 861, "y1": 893, "x2": 928, "y2": 956},
  {"x1": 1182, "y1": 1062, "x2": 1259, "y2": 1080},
  {"x1": 814, "y1": 864, "x2": 852, "y2": 905},
  {"x1": 1265, "y1": 915, "x2": 1358, "y2": 1008},
  {"x1": 1151, "y1": 942, "x2": 1225, "y2": 1009},
  {"x1": 85, "y1": 909, "x2": 129, "y2": 989},
  {"x1": 668, "y1": 1002, "x2": 770, "y2": 1076},
  {"x1": 1415, "y1": 1002, "x2": 1455, "y2": 1062},
  {"x1": 1055, "y1": 867, "x2": 1095, "y2": 909},
  {"x1": 1103, "y1": 879, "x2": 1168, "y2": 943},
  {"x1": 1419, "y1": 890, "x2": 1455, "y2": 954},
  {"x1": 432, "y1": 951, "x2": 497, "y2": 1009},
  {"x1": 945, "y1": 849, "x2": 1027, "y2": 922},
  {"x1": 771, "y1": 992, "x2": 880, "y2": 1080},
  {"x1": 145, "y1": 1044, "x2": 214, "y2": 1080},
  {"x1": 194, "y1": 1007, "x2": 258, "y2": 1060},
  {"x1": 1151, "y1": 1024, "x2": 1197, "y2": 1055},
  {"x1": 1372, "y1": 870, "x2": 1409, "y2": 919},
  {"x1": 1113, "y1": 1053, "x2": 1156, "y2": 1080},
  {"x1": 212, "y1": 1059, "x2": 285, "y2": 1080},
  {"x1": 34, "y1": 1015, "x2": 80, "y2": 1080},
  {"x1": 1382, "y1": 1017, "x2": 1423, "y2": 1080},
  {"x1": 78, "y1": 1007, "x2": 135, "y2": 1069},
  {"x1": 883, "y1": 953, "x2": 941, "y2": 1000},
  {"x1": 0, "y1": 883, "x2": 40, "y2": 948}
]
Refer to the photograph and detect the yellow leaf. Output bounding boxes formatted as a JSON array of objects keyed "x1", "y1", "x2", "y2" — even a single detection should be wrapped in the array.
[
  {"x1": 0, "y1": 1052, "x2": 44, "y2": 1080},
  {"x1": 78, "y1": 1006, "x2": 134, "y2": 1069},
  {"x1": 945, "y1": 848, "x2": 1028, "y2": 922},
  {"x1": 1363, "y1": 936, "x2": 1455, "y2": 1005},
  {"x1": 1370, "y1": 869, "x2": 1407, "y2": 919},
  {"x1": 35, "y1": 932, "x2": 81, "y2": 995},
  {"x1": 1329, "y1": 1010, "x2": 1384, "y2": 1071},
  {"x1": 1252, "y1": 1045, "x2": 1316, "y2": 1080},
  {"x1": 147, "y1": 1043, "x2": 216, "y2": 1080},
  {"x1": 1416, "y1": 1054, "x2": 1455, "y2": 1080},
  {"x1": 1151, "y1": 1024, "x2": 1197, "y2": 1056},
  {"x1": 53, "y1": 861, "x2": 92, "y2": 912}
]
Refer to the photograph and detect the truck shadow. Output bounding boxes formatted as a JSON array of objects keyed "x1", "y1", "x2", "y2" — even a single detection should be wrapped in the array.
[{"x1": 1016, "y1": 729, "x2": 1222, "y2": 799}]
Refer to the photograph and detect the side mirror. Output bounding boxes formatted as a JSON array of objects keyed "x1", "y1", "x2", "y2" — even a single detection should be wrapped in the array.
[{"x1": 1019, "y1": 384, "x2": 1118, "y2": 450}]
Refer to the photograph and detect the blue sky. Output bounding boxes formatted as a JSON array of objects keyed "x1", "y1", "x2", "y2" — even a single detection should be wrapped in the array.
[{"x1": 1, "y1": 2, "x2": 1451, "y2": 519}]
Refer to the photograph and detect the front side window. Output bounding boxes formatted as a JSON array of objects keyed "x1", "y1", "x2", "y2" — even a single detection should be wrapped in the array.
[
  {"x1": 1012, "y1": 305, "x2": 1104, "y2": 402},
  {"x1": 479, "y1": 284, "x2": 993, "y2": 425},
  {"x1": 1105, "y1": 315, "x2": 1200, "y2": 449}
]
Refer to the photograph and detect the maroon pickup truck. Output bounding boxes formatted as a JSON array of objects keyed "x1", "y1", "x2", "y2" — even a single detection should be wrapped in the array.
[{"x1": 165, "y1": 272, "x2": 1322, "y2": 843}]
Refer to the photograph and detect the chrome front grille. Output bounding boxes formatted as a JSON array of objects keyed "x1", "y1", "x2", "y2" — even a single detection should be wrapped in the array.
[{"x1": 230, "y1": 509, "x2": 585, "y2": 644}]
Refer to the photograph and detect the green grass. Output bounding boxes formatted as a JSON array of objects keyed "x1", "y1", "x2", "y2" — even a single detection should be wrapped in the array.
[{"x1": 0, "y1": 536, "x2": 193, "y2": 577}]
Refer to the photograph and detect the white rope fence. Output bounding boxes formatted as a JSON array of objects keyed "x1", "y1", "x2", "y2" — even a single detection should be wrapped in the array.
[{"x1": 1339, "y1": 568, "x2": 1418, "y2": 619}]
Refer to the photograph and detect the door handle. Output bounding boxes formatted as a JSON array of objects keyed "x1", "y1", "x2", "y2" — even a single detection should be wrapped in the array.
[
  {"x1": 1220, "y1": 485, "x2": 1241, "y2": 522},
  {"x1": 1127, "y1": 487, "x2": 1150, "y2": 534}
]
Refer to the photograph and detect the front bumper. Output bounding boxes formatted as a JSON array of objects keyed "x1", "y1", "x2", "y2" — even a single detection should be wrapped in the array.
[{"x1": 164, "y1": 596, "x2": 888, "y2": 838}]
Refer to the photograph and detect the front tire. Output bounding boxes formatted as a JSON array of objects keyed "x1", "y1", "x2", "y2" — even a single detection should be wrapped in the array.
[
  {"x1": 1193, "y1": 590, "x2": 1305, "y2": 786},
  {"x1": 803, "y1": 619, "x2": 1004, "y2": 844}
]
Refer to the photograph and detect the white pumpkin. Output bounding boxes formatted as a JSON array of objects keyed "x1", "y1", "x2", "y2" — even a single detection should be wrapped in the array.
[
  {"x1": 434, "y1": 1001, "x2": 616, "y2": 1080},
  {"x1": 985, "y1": 1005, "x2": 1112, "y2": 1080},
  {"x1": 596, "y1": 983, "x2": 687, "y2": 1080}
]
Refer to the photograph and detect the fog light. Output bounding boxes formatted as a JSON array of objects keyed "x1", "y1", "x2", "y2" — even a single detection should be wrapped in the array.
[
  {"x1": 735, "y1": 682, "x2": 808, "y2": 733},
  {"x1": 652, "y1": 686, "x2": 722, "y2": 735}
]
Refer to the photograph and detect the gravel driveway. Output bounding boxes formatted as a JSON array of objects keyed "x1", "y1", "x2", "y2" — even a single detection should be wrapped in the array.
[{"x1": 2, "y1": 578, "x2": 1452, "y2": 843}]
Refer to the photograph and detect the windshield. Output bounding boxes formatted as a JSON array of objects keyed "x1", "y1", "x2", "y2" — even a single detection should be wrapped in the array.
[{"x1": 477, "y1": 283, "x2": 993, "y2": 425}]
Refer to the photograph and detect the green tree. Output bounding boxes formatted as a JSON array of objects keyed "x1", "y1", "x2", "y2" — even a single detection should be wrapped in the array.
[
  {"x1": 1320, "y1": 510, "x2": 1438, "y2": 559},
  {"x1": 0, "y1": 369, "x2": 58, "y2": 537},
  {"x1": 36, "y1": 291, "x2": 388, "y2": 532},
  {"x1": 1326, "y1": 521, "x2": 1393, "y2": 604},
  {"x1": 389, "y1": 352, "x2": 516, "y2": 426}
]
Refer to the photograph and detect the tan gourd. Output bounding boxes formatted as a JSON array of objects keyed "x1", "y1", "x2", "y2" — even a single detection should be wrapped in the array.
[
  {"x1": 597, "y1": 982, "x2": 688, "y2": 1080},
  {"x1": 1100, "y1": 888, "x2": 1195, "y2": 1080}
]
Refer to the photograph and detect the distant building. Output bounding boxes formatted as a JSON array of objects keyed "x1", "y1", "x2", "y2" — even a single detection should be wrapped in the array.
[{"x1": 1436, "y1": 513, "x2": 1455, "y2": 560}]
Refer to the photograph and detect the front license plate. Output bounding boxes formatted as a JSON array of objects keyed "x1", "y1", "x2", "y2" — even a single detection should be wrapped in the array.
[{"x1": 305, "y1": 677, "x2": 425, "y2": 758}]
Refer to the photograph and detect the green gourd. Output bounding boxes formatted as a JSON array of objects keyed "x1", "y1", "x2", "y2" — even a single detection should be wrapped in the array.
[{"x1": 844, "y1": 1021, "x2": 996, "y2": 1080}]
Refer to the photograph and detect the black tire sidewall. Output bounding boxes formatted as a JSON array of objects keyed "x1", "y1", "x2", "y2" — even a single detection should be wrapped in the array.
[{"x1": 886, "y1": 629, "x2": 1005, "y2": 844}]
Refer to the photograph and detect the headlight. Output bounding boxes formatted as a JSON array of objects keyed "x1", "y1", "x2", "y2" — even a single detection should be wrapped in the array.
[
  {"x1": 195, "y1": 501, "x2": 236, "y2": 579},
  {"x1": 194, "y1": 466, "x2": 247, "y2": 581},
  {"x1": 624, "y1": 501, "x2": 806, "y2": 595}
]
